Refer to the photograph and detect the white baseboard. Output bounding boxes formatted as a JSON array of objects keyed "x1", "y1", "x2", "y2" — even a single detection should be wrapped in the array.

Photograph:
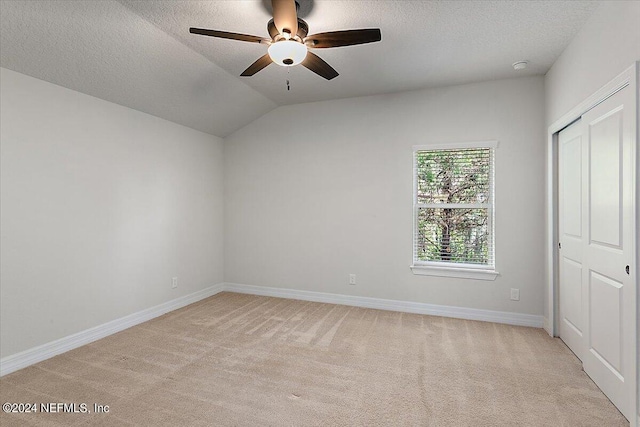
[
  {"x1": 543, "y1": 317, "x2": 553, "y2": 336},
  {"x1": 224, "y1": 283, "x2": 544, "y2": 328},
  {"x1": 0, "y1": 283, "x2": 224, "y2": 377}
]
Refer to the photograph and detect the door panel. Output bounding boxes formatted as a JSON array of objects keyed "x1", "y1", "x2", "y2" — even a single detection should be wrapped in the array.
[
  {"x1": 561, "y1": 134, "x2": 583, "y2": 238},
  {"x1": 589, "y1": 271, "x2": 623, "y2": 378},
  {"x1": 558, "y1": 119, "x2": 585, "y2": 360},
  {"x1": 589, "y1": 109, "x2": 623, "y2": 248},
  {"x1": 581, "y1": 87, "x2": 635, "y2": 421},
  {"x1": 561, "y1": 258, "x2": 582, "y2": 335}
]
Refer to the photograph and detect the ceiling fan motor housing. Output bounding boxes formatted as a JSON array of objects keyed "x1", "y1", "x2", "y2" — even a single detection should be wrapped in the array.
[{"x1": 267, "y1": 18, "x2": 308, "y2": 40}]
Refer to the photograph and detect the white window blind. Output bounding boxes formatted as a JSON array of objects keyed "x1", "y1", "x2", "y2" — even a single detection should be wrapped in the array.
[{"x1": 413, "y1": 142, "x2": 496, "y2": 271}]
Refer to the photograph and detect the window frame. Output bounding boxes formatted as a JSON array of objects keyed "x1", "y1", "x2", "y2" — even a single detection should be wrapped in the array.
[{"x1": 410, "y1": 141, "x2": 499, "y2": 281}]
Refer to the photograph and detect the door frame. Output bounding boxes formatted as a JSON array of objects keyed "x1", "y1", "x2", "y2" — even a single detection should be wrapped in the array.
[{"x1": 545, "y1": 62, "x2": 638, "y2": 425}]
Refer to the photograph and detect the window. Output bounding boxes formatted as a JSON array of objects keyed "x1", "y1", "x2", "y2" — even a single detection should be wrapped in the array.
[{"x1": 410, "y1": 141, "x2": 498, "y2": 280}]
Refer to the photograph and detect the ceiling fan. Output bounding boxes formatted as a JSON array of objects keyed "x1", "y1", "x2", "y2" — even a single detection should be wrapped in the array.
[{"x1": 189, "y1": 0, "x2": 382, "y2": 80}]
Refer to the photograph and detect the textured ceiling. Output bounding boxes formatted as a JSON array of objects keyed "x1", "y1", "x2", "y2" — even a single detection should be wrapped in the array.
[
  {"x1": 0, "y1": 0, "x2": 276, "y2": 137},
  {"x1": 1, "y1": 1, "x2": 600, "y2": 137}
]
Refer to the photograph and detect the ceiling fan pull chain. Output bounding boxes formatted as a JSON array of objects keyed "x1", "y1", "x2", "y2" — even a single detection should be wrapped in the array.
[{"x1": 286, "y1": 66, "x2": 291, "y2": 91}]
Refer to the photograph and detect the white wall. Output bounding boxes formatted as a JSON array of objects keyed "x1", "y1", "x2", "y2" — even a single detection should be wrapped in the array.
[
  {"x1": 225, "y1": 76, "x2": 545, "y2": 316},
  {"x1": 0, "y1": 68, "x2": 224, "y2": 358},
  {"x1": 543, "y1": 1, "x2": 640, "y2": 324},
  {"x1": 545, "y1": 1, "x2": 640, "y2": 126}
]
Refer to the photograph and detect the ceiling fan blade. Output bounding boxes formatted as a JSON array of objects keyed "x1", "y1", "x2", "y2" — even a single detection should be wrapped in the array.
[
  {"x1": 271, "y1": 0, "x2": 298, "y2": 37},
  {"x1": 301, "y1": 52, "x2": 338, "y2": 80},
  {"x1": 305, "y1": 29, "x2": 382, "y2": 48},
  {"x1": 240, "y1": 54, "x2": 273, "y2": 76},
  {"x1": 189, "y1": 28, "x2": 269, "y2": 44}
]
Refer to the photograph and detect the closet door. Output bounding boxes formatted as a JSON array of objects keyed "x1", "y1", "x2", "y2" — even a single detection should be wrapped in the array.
[
  {"x1": 558, "y1": 119, "x2": 586, "y2": 361},
  {"x1": 580, "y1": 87, "x2": 636, "y2": 420}
]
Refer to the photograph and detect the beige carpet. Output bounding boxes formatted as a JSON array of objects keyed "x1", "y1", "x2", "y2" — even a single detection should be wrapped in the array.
[{"x1": 0, "y1": 292, "x2": 628, "y2": 426}]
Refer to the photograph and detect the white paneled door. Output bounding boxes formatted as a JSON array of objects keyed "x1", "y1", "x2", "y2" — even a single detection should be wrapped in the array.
[
  {"x1": 558, "y1": 119, "x2": 585, "y2": 361},
  {"x1": 558, "y1": 84, "x2": 637, "y2": 422}
]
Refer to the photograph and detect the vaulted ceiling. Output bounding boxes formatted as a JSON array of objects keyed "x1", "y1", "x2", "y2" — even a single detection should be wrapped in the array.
[{"x1": 0, "y1": 1, "x2": 599, "y2": 137}]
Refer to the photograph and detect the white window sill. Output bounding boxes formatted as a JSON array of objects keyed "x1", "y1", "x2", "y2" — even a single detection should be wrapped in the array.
[{"x1": 410, "y1": 265, "x2": 499, "y2": 281}]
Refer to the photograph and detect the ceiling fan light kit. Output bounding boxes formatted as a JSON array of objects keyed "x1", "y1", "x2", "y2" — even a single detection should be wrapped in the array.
[
  {"x1": 268, "y1": 40, "x2": 307, "y2": 66},
  {"x1": 189, "y1": 0, "x2": 381, "y2": 80}
]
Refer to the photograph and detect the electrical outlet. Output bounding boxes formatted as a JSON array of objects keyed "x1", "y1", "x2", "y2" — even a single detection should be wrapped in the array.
[
  {"x1": 349, "y1": 274, "x2": 356, "y2": 285},
  {"x1": 172, "y1": 277, "x2": 178, "y2": 289},
  {"x1": 510, "y1": 288, "x2": 520, "y2": 301}
]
